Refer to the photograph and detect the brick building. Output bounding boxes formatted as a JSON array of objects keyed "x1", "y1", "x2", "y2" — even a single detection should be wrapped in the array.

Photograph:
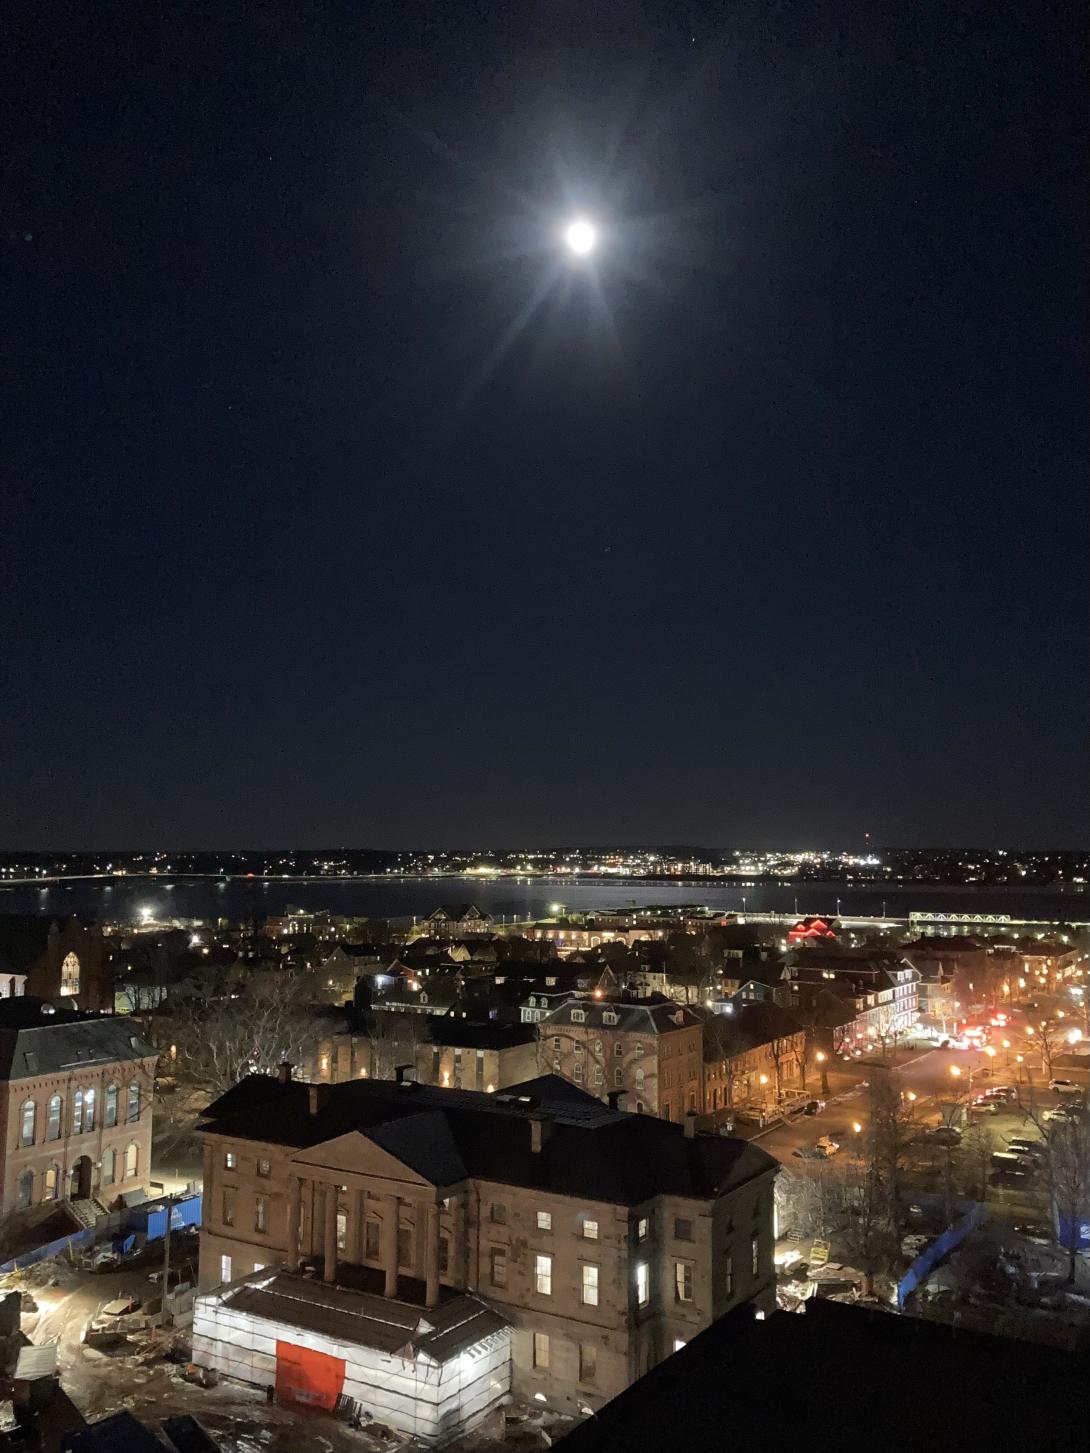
[
  {"x1": 0, "y1": 998, "x2": 156, "y2": 1214},
  {"x1": 536, "y1": 998, "x2": 704, "y2": 1122},
  {"x1": 0, "y1": 915, "x2": 112, "y2": 1012},
  {"x1": 195, "y1": 1072, "x2": 777, "y2": 1410}
]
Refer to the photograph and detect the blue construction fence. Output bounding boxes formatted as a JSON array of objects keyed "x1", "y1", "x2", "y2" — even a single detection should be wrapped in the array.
[
  {"x1": 0, "y1": 1194, "x2": 202, "y2": 1276},
  {"x1": 897, "y1": 1201, "x2": 987, "y2": 1308}
]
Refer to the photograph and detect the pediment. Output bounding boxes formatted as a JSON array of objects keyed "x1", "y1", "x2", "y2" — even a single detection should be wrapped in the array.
[{"x1": 288, "y1": 1130, "x2": 434, "y2": 1187}]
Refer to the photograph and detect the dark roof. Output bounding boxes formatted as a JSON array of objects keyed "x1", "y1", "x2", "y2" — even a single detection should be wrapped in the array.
[
  {"x1": 699, "y1": 1002, "x2": 803, "y2": 1060},
  {"x1": 60, "y1": 1410, "x2": 176, "y2": 1453},
  {"x1": 425, "y1": 1019, "x2": 535, "y2": 1050},
  {"x1": 426, "y1": 903, "x2": 491, "y2": 921},
  {"x1": 542, "y1": 997, "x2": 702, "y2": 1034},
  {"x1": 500, "y1": 1073, "x2": 602, "y2": 1104},
  {"x1": 0, "y1": 999, "x2": 156, "y2": 1080},
  {"x1": 553, "y1": 1300, "x2": 1087, "y2": 1453},
  {"x1": 216, "y1": 1272, "x2": 506, "y2": 1362},
  {"x1": 199, "y1": 1074, "x2": 777, "y2": 1206}
]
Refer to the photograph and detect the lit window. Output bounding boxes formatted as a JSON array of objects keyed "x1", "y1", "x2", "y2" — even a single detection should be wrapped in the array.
[
  {"x1": 571, "y1": 1009, "x2": 586, "y2": 1023},
  {"x1": 535, "y1": 1253, "x2": 553, "y2": 1296},
  {"x1": 84, "y1": 1088, "x2": 96, "y2": 1131},
  {"x1": 72, "y1": 1090, "x2": 84, "y2": 1136},
  {"x1": 44, "y1": 1165, "x2": 59, "y2": 1200},
  {"x1": 46, "y1": 1095, "x2": 62, "y2": 1141},
  {"x1": 105, "y1": 1084, "x2": 118, "y2": 1128},
  {"x1": 491, "y1": 1247, "x2": 507, "y2": 1287},
  {"x1": 127, "y1": 1081, "x2": 140, "y2": 1123},
  {"x1": 125, "y1": 1142, "x2": 138, "y2": 1178},
  {"x1": 635, "y1": 1261, "x2": 650, "y2": 1307},
  {"x1": 220, "y1": 1254, "x2": 232, "y2": 1285},
  {"x1": 537, "y1": 1211, "x2": 552, "y2": 1231},
  {"x1": 581, "y1": 1263, "x2": 599, "y2": 1307},
  {"x1": 675, "y1": 1261, "x2": 694, "y2": 1302},
  {"x1": 60, "y1": 951, "x2": 80, "y2": 997},
  {"x1": 673, "y1": 1338, "x2": 687, "y2": 1352},
  {"x1": 224, "y1": 1150, "x2": 237, "y2": 1170},
  {"x1": 582, "y1": 1218, "x2": 599, "y2": 1240},
  {"x1": 20, "y1": 1099, "x2": 35, "y2": 1148},
  {"x1": 533, "y1": 1331, "x2": 550, "y2": 1369},
  {"x1": 636, "y1": 1216, "x2": 649, "y2": 1242}
]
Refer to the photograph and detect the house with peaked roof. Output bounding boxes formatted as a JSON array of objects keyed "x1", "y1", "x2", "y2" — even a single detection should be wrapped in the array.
[
  {"x1": 195, "y1": 1071, "x2": 777, "y2": 1418},
  {"x1": 417, "y1": 904, "x2": 494, "y2": 940}
]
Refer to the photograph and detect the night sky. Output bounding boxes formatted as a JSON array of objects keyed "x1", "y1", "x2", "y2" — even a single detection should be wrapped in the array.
[{"x1": 4, "y1": 1, "x2": 1087, "y2": 848}]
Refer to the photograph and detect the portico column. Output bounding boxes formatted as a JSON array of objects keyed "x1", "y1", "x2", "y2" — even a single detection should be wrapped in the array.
[
  {"x1": 354, "y1": 1188, "x2": 367, "y2": 1264},
  {"x1": 424, "y1": 1203, "x2": 441, "y2": 1309},
  {"x1": 323, "y1": 1184, "x2": 338, "y2": 1283},
  {"x1": 286, "y1": 1176, "x2": 302, "y2": 1271},
  {"x1": 381, "y1": 1194, "x2": 399, "y2": 1298}
]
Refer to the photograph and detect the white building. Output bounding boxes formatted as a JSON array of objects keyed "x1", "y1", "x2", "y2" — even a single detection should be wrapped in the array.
[{"x1": 192, "y1": 1270, "x2": 510, "y2": 1443}]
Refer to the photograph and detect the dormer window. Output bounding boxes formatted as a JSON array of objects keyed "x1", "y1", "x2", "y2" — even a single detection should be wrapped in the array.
[
  {"x1": 571, "y1": 1009, "x2": 586, "y2": 1024},
  {"x1": 603, "y1": 1011, "x2": 618, "y2": 1026}
]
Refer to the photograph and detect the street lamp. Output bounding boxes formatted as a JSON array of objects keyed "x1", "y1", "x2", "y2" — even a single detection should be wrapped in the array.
[{"x1": 851, "y1": 1121, "x2": 862, "y2": 1135}]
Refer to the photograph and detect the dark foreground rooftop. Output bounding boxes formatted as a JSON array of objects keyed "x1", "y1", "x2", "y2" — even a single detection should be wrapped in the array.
[{"x1": 554, "y1": 1299, "x2": 1088, "y2": 1453}]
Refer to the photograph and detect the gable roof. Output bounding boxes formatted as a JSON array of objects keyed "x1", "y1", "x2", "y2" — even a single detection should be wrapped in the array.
[
  {"x1": 0, "y1": 1000, "x2": 155, "y2": 1080},
  {"x1": 0, "y1": 914, "x2": 91, "y2": 974},
  {"x1": 541, "y1": 997, "x2": 702, "y2": 1034},
  {"x1": 426, "y1": 904, "x2": 491, "y2": 922}
]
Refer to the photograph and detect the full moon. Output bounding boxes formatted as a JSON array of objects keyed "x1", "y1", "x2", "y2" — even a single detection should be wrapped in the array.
[{"x1": 564, "y1": 218, "x2": 597, "y2": 256}]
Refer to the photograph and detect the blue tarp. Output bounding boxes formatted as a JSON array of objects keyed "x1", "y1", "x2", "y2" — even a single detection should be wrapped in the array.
[
  {"x1": 1057, "y1": 1215, "x2": 1090, "y2": 1251},
  {"x1": 0, "y1": 1227, "x2": 93, "y2": 1275},
  {"x1": 141, "y1": 1194, "x2": 202, "y2": 1242},
  {"x1": 897, "y1": 1202, "x2": 987, "y2": 1307}
]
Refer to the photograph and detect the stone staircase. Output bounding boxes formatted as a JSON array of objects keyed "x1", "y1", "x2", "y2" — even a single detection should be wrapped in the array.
[{"x1": 67, "y1": 1196, "x2": 110, "y2": 1231}]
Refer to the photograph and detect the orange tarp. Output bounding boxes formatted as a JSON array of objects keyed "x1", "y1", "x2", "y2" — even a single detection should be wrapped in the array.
[{"x1": 275, "y1": 1340, "x2": 346, "y2": 1410}]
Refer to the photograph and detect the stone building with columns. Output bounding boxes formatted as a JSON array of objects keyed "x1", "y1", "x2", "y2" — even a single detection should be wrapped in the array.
[{"x1": 194, "y1": 1068, "x2": 778, "y2": 1417}]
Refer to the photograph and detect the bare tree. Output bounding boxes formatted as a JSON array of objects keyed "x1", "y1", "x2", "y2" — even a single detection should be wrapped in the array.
[
  {"x1": 957, "y1": 1121, "x2": 995, "y2": 1201},
  {"x1": 161, "y1": 967, "x2": 322, "y2": 1099},
  {"x1": 1048, "y1": 1116, "x2": 1090, "y2": 1283}
]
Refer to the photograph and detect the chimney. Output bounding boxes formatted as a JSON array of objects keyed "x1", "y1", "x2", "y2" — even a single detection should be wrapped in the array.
[
  {"x1": 278, "y1": 1062, "x2": 293, "y2": 1085},
  {"x1": 308, "y1": 1084, "x2": 330, "y2": 1116},
  {"x1": 606, "y1": 1089, "x2": 626, "y2": 1111},
  {"x1": 394, "y1": 1063, "x2": 414, "y2": 1085},
  {"x1": 683, "y1": 1111, "x2": 698, "y2": 1140},
  {"x1": 530, "y1": 1113, "x2": 553, "y2": 1154}
]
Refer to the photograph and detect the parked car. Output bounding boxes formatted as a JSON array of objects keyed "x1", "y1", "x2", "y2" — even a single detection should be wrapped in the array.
[
  {"x1": 969, "y1": 1100, "x2": 999, "y2": 1115},
  {"x1": 1044, "y1": 1104, "x2": 1084, "y2": 1123},
  {"x1": 803, "y1": 1099, "x2": 826, "y2": 1116},
  {"x1": 983, "y1": 1085, "x2": 1015, "y2": 1100},
  {"x1": 1013, "y1": 1222, "x2": 1051, "y2": 1245},
  {"x1": 990, "y1": 1169, "x2": 1029, "y2": 1189},
  {"x1": 1049, "y1": 1078, "x2": 1079, "y2": 1093},
  {"x1": 1007, "y1": 1138, "x2": 1046, "y2": 1159},
  {"x1": 814, "y1": 1136, "x2": 840, "y2": 1158},
  {"x1": 926, "y1": 1125, "x2": 962, "y2": 1146}
]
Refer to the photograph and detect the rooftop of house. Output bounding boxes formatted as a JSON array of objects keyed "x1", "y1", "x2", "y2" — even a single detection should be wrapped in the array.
[
  {"x1": 540, "y1": 996, "x2": 703, "y2": 1034},
  {"x1": 552, "y1": 1299, "x2": 1087, "y2": 1453},
  {"x1": 0, "y1": 998, "x2": 156, "y2": 1080},
  {"x1": 425, "y1": 903, "x2": 492, "y2": 921},
  {"x1": 698, "y1": 1001, "x2": 804, "y2": 1061},
  {"x1": 198, "y1": 1073, "x2": 777, "y2": 1206},
  {"x1": 424, "y1": 1018, "x2": 536, "y2": 1051}
]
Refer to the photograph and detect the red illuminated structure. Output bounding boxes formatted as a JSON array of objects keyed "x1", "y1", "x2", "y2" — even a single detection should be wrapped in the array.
[{"x1": 787, "y1": 916, "x2": 838, "y2": 944}]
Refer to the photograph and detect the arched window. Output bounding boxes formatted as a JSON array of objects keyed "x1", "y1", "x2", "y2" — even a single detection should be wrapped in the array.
[
  {"x1": 73, "y1": 1089, "x2": 84, "y2": 1135},
  {"x1": 20, "y1": 1099, "x2": 36, "y2": 1147},
  {"x1": 84, "y1": 1088, "x2": 96, "y2": 1132},
  {"x1": 101, "y1": 1148, "x2": 115, "y2": 1185},
  {"x1": 634, "y1": 1068, "x2": 645, "y2": 1091},
  {"x1": 127, "y1": 1082, "x2": 140, "y2": 1124},
  {"x1": 105, "y1": 1084, "x2": 119, "y2": 1128},
  {"x1": 124, "y1": 1143, "x2": 138, "y2": 1179},
  {"x1": 44, "y1": 1165, "x2": 59, "y2": 1200},
  {"x1": 60, "y1": 952, "x2": 80, "y2": 997},
  {"x1": 17, "y1": 1169, "x2": 34, "y2": 1209},
  {"x1": 46, "y1": 1095, "x2": 62, "y2": 1141}
]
